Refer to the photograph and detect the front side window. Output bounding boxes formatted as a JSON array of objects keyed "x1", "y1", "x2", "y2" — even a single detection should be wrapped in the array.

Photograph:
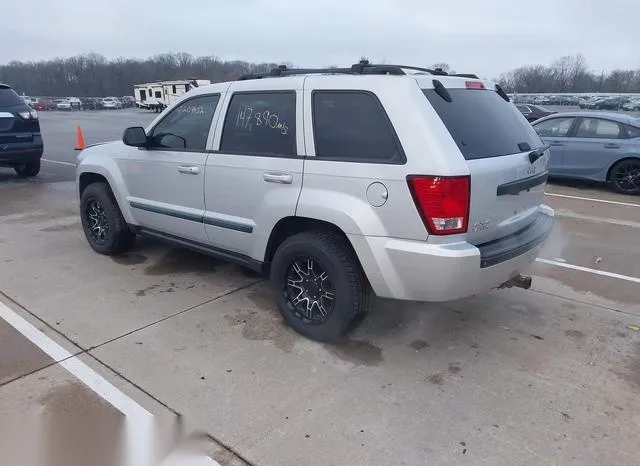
[
  {"x1": 149, "y1": 94, "x2": 220, "y2": 151},
  {"x1": 575, "y1": 118, "x2": 622, "y2": 139},
  {"x1": 533, "y1": 117, "x2": 575, "y2": 138},
  {"x1": 312, "y1": 91, "x2": 403, "y2": 163},
  {"x1": 220, "y1": 92, "x2": 296, "y2": 155}
]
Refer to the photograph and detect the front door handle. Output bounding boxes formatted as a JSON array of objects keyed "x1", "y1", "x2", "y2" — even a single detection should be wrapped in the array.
[
  {"x1": 177, "y1": 165, "x2": 200, "y2": 175},
  {"x1": 263, "y1": 172, "x2": 293, "y2": 184},
  {"x1": 549, "y1": 141, "x2": 564, "y2": 146},
  {"x1": 604, "y1": 143, "x2": 620, "y2": 149}
]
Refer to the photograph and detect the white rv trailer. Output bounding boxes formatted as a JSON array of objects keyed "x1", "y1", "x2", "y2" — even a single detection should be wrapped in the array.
[{"x1": 133, "y1": 79, "x2": 211, "y2": 112}]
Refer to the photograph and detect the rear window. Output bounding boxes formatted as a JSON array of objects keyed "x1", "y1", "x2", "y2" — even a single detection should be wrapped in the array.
[
  {"x1": 0, "y1": 87, "x2": 24, "y2": 107},
  {"x1": 423, "y1": 88, "x2": 543, "y2": 160}
]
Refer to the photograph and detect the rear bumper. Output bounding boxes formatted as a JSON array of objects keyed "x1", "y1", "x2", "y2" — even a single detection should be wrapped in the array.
[
  {"x1": 350, "y1": 205, "x2": 554, "y2": 302},
  {"x1": 0, "y1": 144, "x2": 43, "y2": 166}
]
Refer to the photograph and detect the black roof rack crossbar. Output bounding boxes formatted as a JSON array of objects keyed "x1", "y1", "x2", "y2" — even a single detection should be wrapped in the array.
[{"x1": 236, "y1": 61, "x2": 479, "y2": 81}]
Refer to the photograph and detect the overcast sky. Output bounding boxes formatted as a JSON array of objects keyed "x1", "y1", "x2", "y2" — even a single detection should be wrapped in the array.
[{"x1": 2, "y1": 0, "x2": 639, "y2": 78}]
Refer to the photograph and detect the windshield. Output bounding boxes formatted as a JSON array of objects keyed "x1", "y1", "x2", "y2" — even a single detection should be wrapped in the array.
[
  {"x1": 0, "y1": 87, "x2": 25, "y2": 107},
  {"x1": 423, "y1": 88, "x2": 543, "y2": 160}
]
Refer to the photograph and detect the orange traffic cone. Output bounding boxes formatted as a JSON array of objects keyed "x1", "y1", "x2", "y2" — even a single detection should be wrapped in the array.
[{"x1": 75, "y1": 125, "x2": 85, "y2": 150}]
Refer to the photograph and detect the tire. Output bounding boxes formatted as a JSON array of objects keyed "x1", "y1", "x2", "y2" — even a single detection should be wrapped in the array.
[
  {"x1": 608, "y1": 159, "x2": 640, "y2": 195},
  {"x1": 270, "y1": 231, "x2": 368, "y2": 342},
  {"x1": 14, "y1": 160, "x2": 41, "y2": 178},
  {"x1": 80, "y1": 182, "x2": 135, "y2": 254}
]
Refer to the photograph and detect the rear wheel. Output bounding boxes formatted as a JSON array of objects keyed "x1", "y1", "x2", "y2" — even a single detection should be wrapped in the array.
[
  {"x1": 270, "y1": 231, "x2": 368, "y2": 342},
  {"x1": 609, "y1": 159, "x2": 640, "y2": 195},
  {"x1": 80, "y1": 182, "x2": 135, "y2": 254},
  {"x1": 14, "y1": 160, "x2": 40, "y2": 178}
]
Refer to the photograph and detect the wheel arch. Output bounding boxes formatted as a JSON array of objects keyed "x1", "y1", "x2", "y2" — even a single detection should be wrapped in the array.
[
  {"x1": 606, "y1": 156, "x2": 640, "y2": 182},
  {"x1": 262, "y1": 216, "x2": 361, "y2": 275},
  {"x1": 77, "y1": 164, "x2": 134, "y2": 224}
]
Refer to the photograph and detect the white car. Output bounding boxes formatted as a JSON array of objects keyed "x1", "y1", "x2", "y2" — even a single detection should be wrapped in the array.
[
  {"x1": 55, "y1": 99, "x2": 72, "y2": 110},
  {"x1": 67, "y1": 97, "x2": 82, "y2": 110},
  {"x1": 622, "y1": 99, "x2": 640, "y2": 112},
  {"x1": 102, "y1": 97, "x2": 122, "y2": 110}
]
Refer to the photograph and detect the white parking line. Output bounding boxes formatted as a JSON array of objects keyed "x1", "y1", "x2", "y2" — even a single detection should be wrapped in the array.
[
  {"x1": 0, "y1": 301, "x2": 218, "y2": 466},
  {"x1": 536, "y1": 258, "x2": 640, "y2": 284},
  {"x1": 554, "y1": 209, "x2": 640, "y2": 229},
  {"x1": 545, "y1": 192, "x2": 640, "y2": 208},
  {"x1": 41, "y1": 158, "x2": 76, "y2": 167}
]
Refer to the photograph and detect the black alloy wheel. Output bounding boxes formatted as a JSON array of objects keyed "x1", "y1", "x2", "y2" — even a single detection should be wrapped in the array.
[
  {"x1": 610, "y1": 159, "x2": 640, "y2": 195},
  {"x1": 284, "y1": 256, "x2": 336, "y2": 325},
  {"x1": 86, "y1": 198, "x2": 110, "y2": 245}
]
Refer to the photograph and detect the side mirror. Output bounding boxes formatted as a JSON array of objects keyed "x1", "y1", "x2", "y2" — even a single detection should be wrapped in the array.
[{"x1": 123, "y1": 126, "x2": 148, "y2": 147}]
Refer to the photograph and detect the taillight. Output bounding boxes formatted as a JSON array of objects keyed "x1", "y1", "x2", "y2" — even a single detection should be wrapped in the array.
[
  {"x1": 407, "y1": 175, "x2": 470, "y2": 235},
  {"x1": 16, "y1": 109, "x2": 38, "y2": 120}
]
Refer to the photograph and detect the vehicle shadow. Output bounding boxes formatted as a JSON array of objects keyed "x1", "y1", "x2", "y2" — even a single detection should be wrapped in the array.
[{"x1": 547, "y1": 177, "x2": 612, "y2": 194}]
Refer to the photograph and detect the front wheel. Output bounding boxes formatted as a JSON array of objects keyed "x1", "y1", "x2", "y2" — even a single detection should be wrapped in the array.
[
  {"x1": 15, "y1": 160, "x2": 40, "y2": 178},
  {"x1": 609, "y1": 159, "x2": 640, "y2": 195},
  {"x1": 80, "y1": 182, "x2": 135, "y2": 254},
  {"x1": 270, "y1": 231, "x2": 368, "y2": 342}
]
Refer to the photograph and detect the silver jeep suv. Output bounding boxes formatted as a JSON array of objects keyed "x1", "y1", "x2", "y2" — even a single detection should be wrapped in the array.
[{"x1": 76, "y1": 62, "x2": 554, "y2": 342}]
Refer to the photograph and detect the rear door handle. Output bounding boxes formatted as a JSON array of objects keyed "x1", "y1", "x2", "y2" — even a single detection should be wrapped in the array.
[
  {"x1": 263, "y1": 172, "x2": 293, "y2": 184},
  {"x1": 604, "y1": 143, "x2": 620, "y2": 149},
  {"x1": 177, "y1": 165, "x2": 200, "y2": 175}
]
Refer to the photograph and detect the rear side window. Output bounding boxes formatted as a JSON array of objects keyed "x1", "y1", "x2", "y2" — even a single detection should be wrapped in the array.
[
  {"x1": 0, "y1": 87, "x2": 24, "y2": 107},
  {"x1": 220, "y1": 92, "x2": 296, "y2": 155},
  {"x1": 312, "y1": 91, "x2": 404, "y2": 163},
  {"x1": 575, "y1": 118, "x2": 622, "y2": 139},
  {"x1": 626, "y1": 125, "x2": 640, "y2": 139},
  {"x1": 423, "y1": 89, "x2": 543, "y2": 160},
  {"x1": 149, "y1": 94, "x2": 220, "y2": 151}
]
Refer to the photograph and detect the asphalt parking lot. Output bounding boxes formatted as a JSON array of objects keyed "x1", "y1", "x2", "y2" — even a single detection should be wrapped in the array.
[{"x1": 1, "y1": 109, "x2": 639, "y2": 465}]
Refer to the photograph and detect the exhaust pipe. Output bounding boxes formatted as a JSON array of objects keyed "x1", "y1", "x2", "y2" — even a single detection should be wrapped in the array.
[{"x1": 498, "y1": 274, "x2": 532, "y2": 290}]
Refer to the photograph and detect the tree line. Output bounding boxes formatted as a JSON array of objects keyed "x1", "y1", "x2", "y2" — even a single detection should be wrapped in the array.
[
  {"x1": 1, "y1": 52, "x2": 638, "y2": 97},
  {"x1": 0, "y1": 53, "x2": 282, "y2": 97},
  {"x1": 497, "y1": 54, "x2": 640, "y2": 94}
]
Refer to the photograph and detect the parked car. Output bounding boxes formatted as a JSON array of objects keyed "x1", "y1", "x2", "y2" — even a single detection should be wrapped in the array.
[
  {"x1": 623, "y1": 99, "x2": 640, "y2": 112},
  {"x1": 67, "y1": 97, "x2": 82, "y2": 110},
  {"x1": 80, "y1": 97, "x2": 103, "y2": 110},
  {"x1": 0, "y1": 83, "x2": 43, "y2": 177},
  {"x1": 533, "y1": 112, "x2": 640, "y2": 195},
  {"x1": 588, "y1": 97, "x2": 623, "y2": 110},
  {"x1": 76, "y1": 62, "x2": 554, "y2": 342},
  {"x1": 101, "y1": 97, "x2": 122, "y2": 109},
  {"x1": 55, "y1": 99, "x2": 72, "y2": 110},
  {"x1": 516, "y1": 104, "x2": 556, "y2": 122},
  {"x1": 30, "y1": 98, "x2": 48, "y2": 111},
  {"x1": 121, "y1": 96, "x2": 135, "y2": 107}
]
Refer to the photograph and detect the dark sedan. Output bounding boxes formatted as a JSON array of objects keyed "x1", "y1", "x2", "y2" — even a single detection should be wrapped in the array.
[
  {"x1": 516, "y1": 104, "x2": 556, "y2": 122},
  {"x1": 533, "y1": 112, "x2": 640, "y2": 195}
]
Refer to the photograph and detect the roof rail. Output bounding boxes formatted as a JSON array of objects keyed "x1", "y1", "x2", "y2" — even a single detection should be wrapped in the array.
[{"x1": 236, "y1": 60, "x2": 478, "y2": 81}]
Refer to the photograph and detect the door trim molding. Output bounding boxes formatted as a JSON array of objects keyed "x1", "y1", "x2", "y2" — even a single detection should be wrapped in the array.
[
  {"x1": 203, "y1": 215, "x2": 253, "y2": 233},
  {"x1": 130, "y1": 200, "x2": 203, "y2": 223},
  {"x1": 129, "y1": 200, "x2": 253, "y2": 233}
]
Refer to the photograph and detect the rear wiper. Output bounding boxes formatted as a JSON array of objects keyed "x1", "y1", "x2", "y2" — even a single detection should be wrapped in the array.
[{"x1": 528, "y1": 144, "x2": 550, "y2": 164}]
